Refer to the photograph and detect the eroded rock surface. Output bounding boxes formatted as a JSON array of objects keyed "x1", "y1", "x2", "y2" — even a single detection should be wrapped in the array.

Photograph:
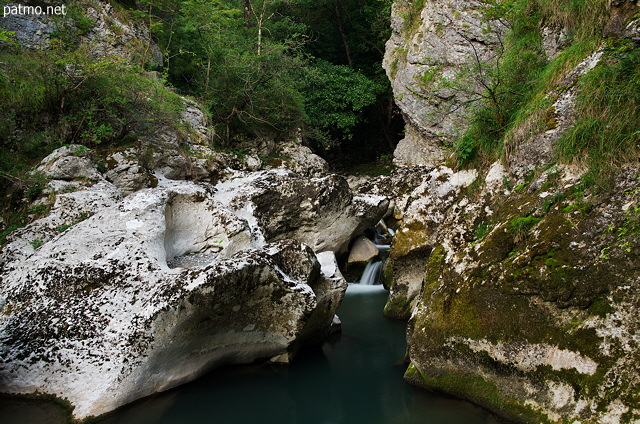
[
  {"x1": 0, "y1": 129, "x2": 386, "y2": 420},
  {"x1": 0, "y1": 179, "x2": 349, "y2": 420},
  {"x1": 401, "y1": 165, "x2": 640, "y2": 423},
  {"x1": 377, "y1": 1, "x2": 640, "y2": 421},
  {"x1": 383, "y1": 0, "x2": 506, "y2": 166}
]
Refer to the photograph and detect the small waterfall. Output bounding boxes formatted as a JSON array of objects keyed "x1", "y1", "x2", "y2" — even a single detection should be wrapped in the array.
[
  {"x1": 350, "y1": 219, "x2": 395, "y2": 286},
  {"x1": 359, "y1": 259, "x2": 383, "y2": 285}
]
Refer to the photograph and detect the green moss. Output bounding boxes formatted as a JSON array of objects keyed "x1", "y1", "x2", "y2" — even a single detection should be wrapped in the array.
[
  {"x1": 544, "y1": 258, "x2": 558, "y2": 267},
  {"x1": 588, "y1": 296, "x2": 614, "y2": 318},
  {"x1": 509, "y1": 215, "x2": 541, "y2": 240},
  {"x1": 391, "y1": 220, "x2": 429, "y2": 257},
  {"x1": 405, "y1": 363, "x2": 554, "y2": 424},
  {"x1": 422, "y1": 245, "x2": 445, "y2": 297},
  {"x1": 382, "y1": 258, "x2": 393, "y2": 290},
  {"x1": 383, "y1": 296, "x2": 410, "y2": 318},
  {"x1": 477, "y1": 226, "x2": 515, "y2": 263}
]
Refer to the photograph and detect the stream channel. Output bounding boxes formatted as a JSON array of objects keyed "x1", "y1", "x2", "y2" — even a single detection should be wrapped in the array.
[
  {"x1": 1, "y1": 283, "x2": 508, "y2": 424},
  {"x1": 1, "y1": 224, "x2": 508, "y2": 424},
  {"x1": 96, "y1": 284, "x2": 507, "y2": 424}
]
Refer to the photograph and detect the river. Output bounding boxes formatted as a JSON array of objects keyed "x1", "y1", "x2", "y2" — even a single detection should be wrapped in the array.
[{"x1": 0, "y1": 284, "x2": 507, "y2": 424}]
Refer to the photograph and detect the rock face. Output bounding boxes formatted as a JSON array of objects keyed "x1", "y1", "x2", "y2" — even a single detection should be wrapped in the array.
[
  {"x1": 0, "y1": 0, "x2": 162, "y2": 66},
  {"x1": 383, "y1": 0, "x2": 506, "y2": 166},
  {"x1": 0, "y1": 177, "x2": 353, "y2": 420},
  {"x1": 399, "y1": 164, "x2": 640, "y2": 424},
  {"x1": 347, "y1": 235, "x2": 379, "y2": 265},
  {"x1": 0, "y1": 1, "x2": 388, "y2": 420},
  {"x1": 210, "y1": 169, "x2": 388, "y2": 253},
  {"x1": 379, "y1": 0, "x2": 640, "y2": 422}
]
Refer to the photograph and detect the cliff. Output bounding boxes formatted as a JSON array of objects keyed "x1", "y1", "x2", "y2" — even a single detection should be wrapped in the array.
[{"x1": 380, "y1": 0, "x2": 640, "y2": 422}]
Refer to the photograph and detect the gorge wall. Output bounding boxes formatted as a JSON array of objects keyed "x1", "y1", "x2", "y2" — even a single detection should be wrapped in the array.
[{"x1": 379, "y1": 0, "x2": 640, "y2": 423}]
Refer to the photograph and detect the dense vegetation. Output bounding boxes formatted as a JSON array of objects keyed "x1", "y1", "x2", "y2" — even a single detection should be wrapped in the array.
[
  {"x1": 0, "y1": 0, "x2": 401, "y2": 243},
  {"x1": 454, "y1": 0, "x2": 640, "y2": 181},
  {"x1": 145, "y1": 0, "x2": 402, "y2": 163},
  {"x1": 0, "y1": 0, "x2": 400, "y2": 175}
]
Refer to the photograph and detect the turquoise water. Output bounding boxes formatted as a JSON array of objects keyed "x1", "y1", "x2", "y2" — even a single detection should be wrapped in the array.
[
  {"x1": 0, "y1": 285, "x2": 508, "y2": 424},
  {"x1": 98, "y1": 284, "x2": 506, "y2": 424}
]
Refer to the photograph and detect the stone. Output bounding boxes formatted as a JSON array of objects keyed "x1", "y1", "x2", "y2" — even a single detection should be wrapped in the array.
[
  {"x1": 0, "y1": 179, "x2": 122, "y2": 273},
  {"x1": 347, "y1": 235, "x2": 379, "y2": 265},
  {"x1": 180, "y1": 98, "x2": 211, "y2": 143},
  {"x1": 274, "y1": 142, "x2": 330, "y2": 177},
  {"x1": 37, "y1": 145, "x2": 101, "y2": 183},
  {"x1": 402, "y1": 166, "x2": 640, "y2": 424},
  {"x1": 104, "y1": 150, "x2": 154, "y2": 196},
  {"x1": 0, "y1": 2, "x2": 56, "y2": 50},
  {"x1": 383, "y1": 0, "x2": 507, "y2": 166},
  {"x1": 211, "y1": 169, "x2": 389, "y2": 253},
  {"x1": 0, "y1": 179, "x2": 347, "y2": 420},
  {"x1": 393, "y1": 123, "x2": 446, "y2": 167}
]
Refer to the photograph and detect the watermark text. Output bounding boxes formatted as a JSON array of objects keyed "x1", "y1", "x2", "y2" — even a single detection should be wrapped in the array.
[{"x1": 3, "y1": 4, "x2": 67, "y2": 18}]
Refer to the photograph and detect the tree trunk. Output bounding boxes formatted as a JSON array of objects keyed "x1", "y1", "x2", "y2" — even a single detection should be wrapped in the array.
[
  {"x1": 244, "y1": 0, "x2": 252, "y2": 28},
  {"x1": 334, "y1": 0, "x2": 353, "y2": 67}
]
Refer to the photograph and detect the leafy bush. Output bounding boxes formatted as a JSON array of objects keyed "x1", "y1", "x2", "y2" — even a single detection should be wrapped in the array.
[
  {"x1": 302, "y1": 59, "x2": 382, "y2": 150},
  {"x1": 0, "y1": 48, "x2": 184, "y2": 173}
]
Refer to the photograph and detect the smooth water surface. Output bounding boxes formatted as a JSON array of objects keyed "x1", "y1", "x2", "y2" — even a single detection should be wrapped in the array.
[
  {"x1": 1, "y1": 285, "x2": 508, "y2": 424},
  {"x1": 98, "y1": 284, "x2": 506, "y2": 424}
]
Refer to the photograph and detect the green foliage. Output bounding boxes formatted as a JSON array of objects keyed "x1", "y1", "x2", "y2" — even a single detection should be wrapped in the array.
[
  {"x1": 151, "y1": 0, "x2": 397, "y2": 160},
  {"x1": 556, "y1": 39, "x2": 640, "y2": 178},
  {"x1": 454, "y1": 0, "x2": 617, "y2": 170},
  {"x1": 0, "y1": 224, "x2": 22, "y2": 247},
  {"x1": 0, "y1": 28, "x2": 14, "y2": 43},
  {"x1": 473, "y1": 221, "x2": 494, "y2": 242},
  {"x1": 49, "y1": 3, "x2": 97, "y2": 45},
  {"x1": 455, "y1": 1, "x2": 547, "y2": 165},
  {"x1": 0, "y1": 48, "x2": 184, "y2": 175},
  {"x1": 302, "y1": 60, "x2": 381, "y2": 149},
  {"x1": 28, "y1": 203, "x2": 50, "y2": 217},
  {"x1": 509, "y1": 215, "x2": 542, "y2": 241},
  {"x1": 399, "y1": 0, "x2": 426, "y2": 36},
  {"x1": 29, "y1": 239, "x2": 44, "y2": 250},
  {"x1": 23, "y1": 172, "x2": 47, "y2": 201},
  {"x1": 600, "y1": 181, "x2": 640, "y2": 259}
]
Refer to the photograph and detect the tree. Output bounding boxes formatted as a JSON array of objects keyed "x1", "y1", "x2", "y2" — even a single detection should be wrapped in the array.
[{"x1": 302, "y1": 59, "x2": 381, "y2": 149}]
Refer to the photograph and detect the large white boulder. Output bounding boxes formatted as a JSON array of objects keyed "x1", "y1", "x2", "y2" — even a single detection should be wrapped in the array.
[{"x1": 0, "y1": 180, "x2": 347, "y2": 420}]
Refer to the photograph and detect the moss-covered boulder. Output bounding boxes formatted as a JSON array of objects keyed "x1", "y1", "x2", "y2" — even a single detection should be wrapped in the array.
[{"x1": 403, "y1": 165, "x2": 640, "y2": 423}]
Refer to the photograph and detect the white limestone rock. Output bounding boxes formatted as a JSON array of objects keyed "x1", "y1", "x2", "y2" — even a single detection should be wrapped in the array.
[
  {"x1": 275, "y1": 142, "x2": 330, "y2": 177},
  {"x1": 104, "y1": 150, "x2": 155, "y2": 196},
  {"x1": 383, "y1": 0, "x2": 507, "y2": 166},
  {"x1": 37, "y1": 145, "x2": 101, "y2": 183},
  {"x1": 0, "y1": 180, "x2": 345, "y2": 420},
  {"x1": 211, "y1": 169, "x2": 389, "y2": 253}
]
